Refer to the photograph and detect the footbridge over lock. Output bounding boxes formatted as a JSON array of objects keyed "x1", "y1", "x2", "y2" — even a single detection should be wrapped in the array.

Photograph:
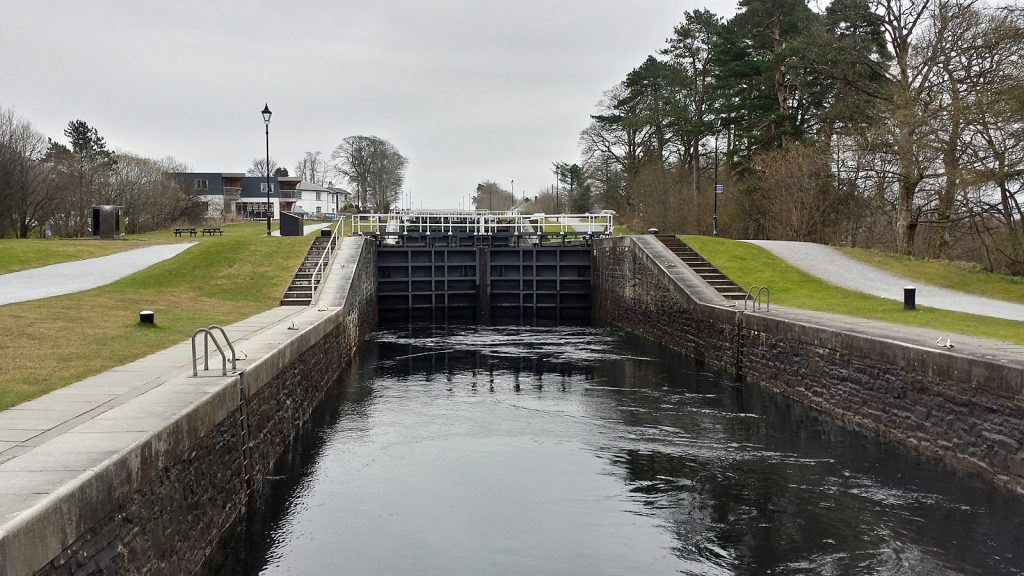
[{"x1": 350, "y1": 211, "x2": 614, "y2": 324}]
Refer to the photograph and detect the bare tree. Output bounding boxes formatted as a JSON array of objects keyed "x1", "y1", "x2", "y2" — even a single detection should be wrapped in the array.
[
  {"x1": 869, "y1": 0, "x2": 938, "y2": 254},
  {"x1": 247, "y1": 157, "x2": 279, "y2": 177},
  {"x1": 331, "y1": 135, "x2": 408, "y2": 212},
  {"x1": 109, "y1": 154, "x2": 198, "y2": 233},
  {"x1": 294, "y1": 151, "x2": 329, "y2": 185},
  {"x1": 751, "y1": 143, "x2": 858, "y2": 242},
  {"x1": 0, "y1": 108, "x2": 52, "y2": 238}
]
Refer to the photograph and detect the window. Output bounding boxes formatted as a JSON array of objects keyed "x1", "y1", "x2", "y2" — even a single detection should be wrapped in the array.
[
  {"x1": 194, "y1": 178, "x2": 209, "y2": 190},
  {"x1": 260, "y1": 183, "x2": 275, "y2": 193},
  {"x1": 316, "y1": 191, "x2": 322, "y2": 201}
]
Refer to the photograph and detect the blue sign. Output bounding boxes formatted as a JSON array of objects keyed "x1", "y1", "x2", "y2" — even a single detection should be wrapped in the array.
[{"x1": 715, "y1": 184, "x2": 724, "y2": 193}]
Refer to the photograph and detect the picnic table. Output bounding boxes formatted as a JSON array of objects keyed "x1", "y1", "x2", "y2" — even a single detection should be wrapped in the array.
[
  {"x1": 202, "y1": 228, "x2": 224, "y2": 236},
  {"x1": 174, "y1": 228, "x2": 197, "y2": 237}
]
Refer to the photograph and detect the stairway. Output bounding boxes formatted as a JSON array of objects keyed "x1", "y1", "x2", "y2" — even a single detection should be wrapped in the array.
[
  {"x1": 280, "y1": 235, "x2": 338, "y2": 306},
  {"x1": 656, "y1": 235, "x2": 747, "y2": 301}
]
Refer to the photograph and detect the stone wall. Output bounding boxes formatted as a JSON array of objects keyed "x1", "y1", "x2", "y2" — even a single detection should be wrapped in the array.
[
  {"x1": 244, "y1": 238, "x2": 377, "y2": 486},
  {"x1": 741, "y1": 312, "x2": 1024, "y2": 491},
  {"x1": 593, "y1": 235, "x2": 1024, "y2": 493},
  {"x1": 593, "y1": 236, "x2": 738, "y2": 373},
  {"x1": 29, "y1": 237, "x2": 377, "y2": 576}
]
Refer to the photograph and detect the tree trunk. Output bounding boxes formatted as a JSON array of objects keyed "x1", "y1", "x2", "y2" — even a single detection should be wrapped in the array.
[
  {"x1": 895, "y1": 124, "x2": 921, "y2": 255},
  {"x1": 691, "y1": 139, "x2": 700, "y2": 203}
]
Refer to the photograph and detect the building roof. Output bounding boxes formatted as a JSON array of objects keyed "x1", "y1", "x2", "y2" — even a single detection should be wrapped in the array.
[{"x1": 296, "y1": 180, "x2": 332, "y2": 192}]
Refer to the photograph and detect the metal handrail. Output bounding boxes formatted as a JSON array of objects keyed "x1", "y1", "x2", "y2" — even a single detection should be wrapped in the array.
[
  {"x1": 743, "y1": 285, "x2": 770, "y2": 311},
  {"x1": 190, "y1": 323, "x2": 237, "y2": 377},
  {"x1": 308, "y1": 218, "x2": 343, "y2": 302},
  {"x1": 349, "y1": 212, "x2": 615, "y2": 238}
]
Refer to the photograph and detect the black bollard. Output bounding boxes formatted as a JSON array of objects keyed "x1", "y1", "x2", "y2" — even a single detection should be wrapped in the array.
[
  {"x1": 139, "y1": 310, "x2": 155, "y2": 324},
  {"x1": 903, "y1": 286, "x2": 916, "y2": 310}
]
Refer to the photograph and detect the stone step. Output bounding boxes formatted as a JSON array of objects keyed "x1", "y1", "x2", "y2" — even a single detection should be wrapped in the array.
[
  {"x1": 281, "y1": 233, "x2": 338, "y2": 304},
  {"x1": 280, "y1": 298, "x2": 311, "y2": 306}
]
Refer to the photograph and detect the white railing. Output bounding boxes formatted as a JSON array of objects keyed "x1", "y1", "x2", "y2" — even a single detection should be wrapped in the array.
[{"x1": 349, "y1": 211, "x2": 614, "y2": 237}]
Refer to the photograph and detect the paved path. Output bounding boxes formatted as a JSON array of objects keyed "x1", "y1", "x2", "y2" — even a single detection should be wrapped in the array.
[
  {"x1": 744, "y1": 240, "x2": 1024, "y2": 322},
  {"x1": 0, "y1": 243, "x2": 196, "y2": 306}
]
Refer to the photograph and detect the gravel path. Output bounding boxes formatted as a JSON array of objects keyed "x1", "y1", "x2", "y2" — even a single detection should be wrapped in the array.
[
  {"x1": 743, "y1": 240, "x2": 1024, "y2": 322},
  {"x1": 0, "y1": 243, "x2": 196, "y2": 306}
]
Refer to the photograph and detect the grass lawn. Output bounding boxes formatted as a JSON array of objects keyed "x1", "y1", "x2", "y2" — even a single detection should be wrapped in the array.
[
  {"x1": 838, "y1": 247, "x2": 1024, "y2": 304},
  {"x1": 682, "y1": 235, "x2": 1024, "y2": 345},
  {"x1": 0, "y1": 222, "x2": 310, "y2": 410}
]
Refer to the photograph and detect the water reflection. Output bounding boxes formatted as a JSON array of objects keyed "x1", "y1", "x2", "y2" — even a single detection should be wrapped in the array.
[{"x1": 215, "y1": 326, "x2": 1024, "y2": 575}]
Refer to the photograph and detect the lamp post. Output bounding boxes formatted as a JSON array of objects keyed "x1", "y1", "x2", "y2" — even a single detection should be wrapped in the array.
[
  {"x1": 262, "y1": 104, "x2": 272, "y2": 236},
  {"x1": 712, "y1": 115, "x2": 721, "y2": 237}
]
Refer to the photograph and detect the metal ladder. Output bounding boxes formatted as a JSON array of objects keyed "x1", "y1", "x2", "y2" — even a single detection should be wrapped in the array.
[
  {"x1": 743, "y1": 285, "x2": 771, "y2": 311},
  {"x1": 191, "y1": 325, "x2": 238, "y2": 376}
]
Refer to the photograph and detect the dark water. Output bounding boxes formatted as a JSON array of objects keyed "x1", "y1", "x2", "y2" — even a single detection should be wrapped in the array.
[{"x1": 217, "y1": 326, "x2": 1024, "y2": 575}]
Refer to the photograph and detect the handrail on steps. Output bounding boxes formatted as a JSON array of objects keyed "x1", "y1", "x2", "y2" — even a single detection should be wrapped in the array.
[
  {"x1": 743, "y1": 285, "x2": 770, "y2": 311},
  {"x1": 307, "y1": 218, "x2": 343, "y2": 303},
  {"x1": 191, "y1": 324, "x2": 238, "y2": 376}
]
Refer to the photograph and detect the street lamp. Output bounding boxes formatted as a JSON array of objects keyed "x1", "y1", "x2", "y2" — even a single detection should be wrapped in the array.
[
  {"x1": 262, "y1": 103, "x2": 272, "y2": 236},
  {"x1": 713, "y1": 115, "x2": 721, "y2": 237}
]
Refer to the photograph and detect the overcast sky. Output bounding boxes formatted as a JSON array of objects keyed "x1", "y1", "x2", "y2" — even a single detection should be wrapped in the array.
[{"x1": 2, "y1": 0, "x2": 735, "y2": 209}]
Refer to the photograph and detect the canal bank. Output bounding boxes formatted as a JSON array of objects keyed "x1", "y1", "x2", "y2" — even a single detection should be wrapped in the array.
[
  {"x1": 0, "y1": 237, "x2": 376, "y2": 576},
  {"x1": 2, "y1": 230, "x2": 1023, "y2": 574},
  {"x1": 594, "y1": 235, "x2": 1024, "y2": 493}
]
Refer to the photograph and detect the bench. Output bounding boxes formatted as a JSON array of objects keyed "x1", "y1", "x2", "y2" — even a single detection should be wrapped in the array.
[
  {"x1": 201, "y1": 228, "x2": 224, "y2": 236},
  {"x1": 174, "y1": 228, "x2": 197, "y2": 237}
]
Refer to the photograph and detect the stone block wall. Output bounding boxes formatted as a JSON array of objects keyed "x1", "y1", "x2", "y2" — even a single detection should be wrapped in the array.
[
  {"x1": 741, "y1": 313, "x2": 1024, "y2": 491},
  {"x1": 593, "y1": 236, "x2": 738, "y2": 373},
  {"x1": 593, "y1": 235, "x2": 1024, "y2": 493}
]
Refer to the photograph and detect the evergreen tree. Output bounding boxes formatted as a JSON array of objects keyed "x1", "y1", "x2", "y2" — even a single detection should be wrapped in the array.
[{"x1": 45, "y1": 120, "x2": 115, "y2": 237}]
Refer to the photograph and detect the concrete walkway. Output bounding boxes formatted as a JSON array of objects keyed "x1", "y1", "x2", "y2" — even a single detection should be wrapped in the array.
[
  {"x1": 744, "y1": 240, "x2": 1024, "y2": 322},
  {"x1": 0, "y1": 243, "x2": 196, "y2": 306}
]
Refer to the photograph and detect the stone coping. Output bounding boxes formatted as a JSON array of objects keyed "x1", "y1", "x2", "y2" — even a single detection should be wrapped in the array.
[{"x1": 0, "y1": 236, "x2": 373, "y2": 576}]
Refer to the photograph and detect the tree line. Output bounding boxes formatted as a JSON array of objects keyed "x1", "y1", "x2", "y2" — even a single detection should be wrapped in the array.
[
  {"x1": 572, "y1": 0, "x2": 1024, "y2": 274},
  {"x1": 0, "y1": 107, "x2": 411, "y2": 237},
  {"x1": 0, "y1": 112, "x2": 201, "y2": 238}
]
